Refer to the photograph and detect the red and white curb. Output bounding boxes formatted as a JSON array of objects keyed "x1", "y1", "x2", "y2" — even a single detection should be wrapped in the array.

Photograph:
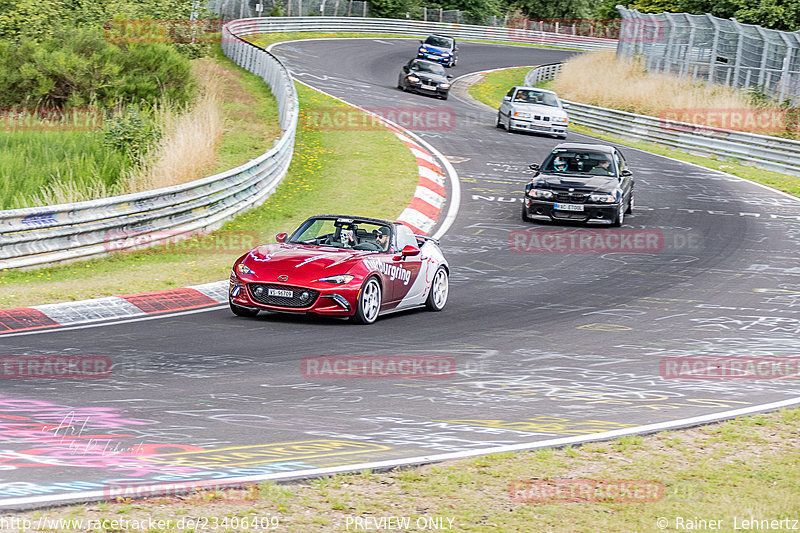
[
  {"x1": 0, "y1": 281, "x2": 228, "y2": 335},
  {"x1": 389, "y1": 127, "x2": 447, "y2": 235}
]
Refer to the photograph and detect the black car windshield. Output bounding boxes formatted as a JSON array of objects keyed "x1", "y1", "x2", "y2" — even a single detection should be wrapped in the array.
[
  {"x1": 411, "y1": 61, "x2": 446, "y2": 76},
  {"x1": 289, "y1": 218, "x2": 393, "y2": 252},
  {"x1": 541, "y1": 151, "x2": 617, "y2": 176},
  {"x1": 513, "y1": 89, "x2": 559, "y2": 107},
  {"x1": 424, "y1": 36, "x2": 453, "y2": 48}
]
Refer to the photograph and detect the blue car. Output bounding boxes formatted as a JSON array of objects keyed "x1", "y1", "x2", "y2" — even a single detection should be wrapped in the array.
[{"x1": 417, "y1": 34, "x2": 458, "y2": 67}]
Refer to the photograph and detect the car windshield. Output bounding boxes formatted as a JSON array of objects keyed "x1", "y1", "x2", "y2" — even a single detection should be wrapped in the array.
[
  {"x1": 411, "y1": 61, "x2": 446, "y2": 76},
  {"x1": 424, "y1": 36, "x2": 453, "y2": 48},
  {"x1": 541, "y1": 151, "x2": 617, "y2": 176},
  {"x1": 513, "y1": 89, "x2": 559, "y2": 107},
  {"x1": 289, "y1": 218, "x2": 393, "y2": 252}
]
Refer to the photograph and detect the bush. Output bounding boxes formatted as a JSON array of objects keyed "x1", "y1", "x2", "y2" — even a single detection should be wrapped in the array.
[
  {"x1": 0, "y1": 27, "x2": 194, "y2": 109},
  {"x1": 101, "y1": 104, "x2": 161, "y2": 161},
  {"x1": 115, "y1": 42, "x2": 195, "y2": 107}
]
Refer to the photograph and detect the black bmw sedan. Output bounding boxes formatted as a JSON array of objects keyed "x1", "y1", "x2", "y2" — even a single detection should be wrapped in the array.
[
  {"x1": 397, "y1": 58, "x2": 452, "y2": 100},
  {"x1": 523, "y1": 143, "x2": 634, "y2": 226}
]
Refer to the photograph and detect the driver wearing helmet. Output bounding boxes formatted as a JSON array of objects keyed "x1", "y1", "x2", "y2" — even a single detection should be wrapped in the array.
[{"x1": 553, "y1": 156, "x2": 568, "y2": 172}]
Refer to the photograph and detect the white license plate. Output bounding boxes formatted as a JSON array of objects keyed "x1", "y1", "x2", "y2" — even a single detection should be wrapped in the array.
[
  {"x1": 421, "y1": 85, "x2": 437, "y2": 90},
  {"x1": 268, "y1": 288, "x2": 293, "y2": 298},
  {"x1": 554, "y1": 203, "x2": 584, "y2": 212}
]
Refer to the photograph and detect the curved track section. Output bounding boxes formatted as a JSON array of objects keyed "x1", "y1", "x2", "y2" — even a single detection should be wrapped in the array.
[{"x1": 1, "y1": 39, "x2": 799, "y2": 509}]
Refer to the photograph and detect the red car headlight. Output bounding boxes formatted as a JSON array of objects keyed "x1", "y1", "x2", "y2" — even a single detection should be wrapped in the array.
[
  {"x1": 317, "y1": 275, "x2": 355, "y2": 284},
  {"x1": 235, "y1": 263, "x2": 255, "y2": 276}
]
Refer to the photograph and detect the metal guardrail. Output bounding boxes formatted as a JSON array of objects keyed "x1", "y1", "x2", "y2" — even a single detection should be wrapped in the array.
[
  {"x1": 227, "y1": 16, "x2": 617, "y2": 51},
  {"x1": 523, "y1": 62, "x2": 563, "y2": 85},
  {"x1": 0, "y1": 23, "x2": 298, "y2": 270},
  {"x1": 526, "y1": 63, "x2": 800, "y2": 177}
]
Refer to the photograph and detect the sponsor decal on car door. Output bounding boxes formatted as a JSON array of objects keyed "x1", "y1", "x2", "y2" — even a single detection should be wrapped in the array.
[{"x1": 363, "y1": 257, "x2": 421, "y2": 305}]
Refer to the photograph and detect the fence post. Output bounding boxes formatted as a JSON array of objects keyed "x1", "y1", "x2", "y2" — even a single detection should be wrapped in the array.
[
  {"x1": 756, "y1": 26, "x2": 770, "y2": 88},
  {"x1": 732, "y1": 22, "x2": 745, "y2": 86},
  {"x1": 683, "y1": 16, "x2": 696, "y2": 79},
  {"x1": 708, "y1": 15, "x2": 721, "y2": 83}
]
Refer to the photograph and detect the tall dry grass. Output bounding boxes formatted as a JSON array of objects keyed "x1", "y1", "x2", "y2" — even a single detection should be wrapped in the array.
[
  {"x1": 552, "y1": 50, "x2": 755, "y2": 116},
  {"x1": 31, "y1": 60, "x2": 225, "y2": 205},
  {"x1": 124, "y1": 59, "x2": 224, "y2": 193}
]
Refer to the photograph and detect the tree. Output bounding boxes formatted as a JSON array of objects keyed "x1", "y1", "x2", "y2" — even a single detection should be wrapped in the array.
[
  {"x1": 509, "y1": 0, "x2": 595, "y2": 20},
  {"x1": 733, "y1": 0, "x2": 800, "y2": 31},
  {"x1": 369, "y1": 0, "x2": 411, "y2": 19}
]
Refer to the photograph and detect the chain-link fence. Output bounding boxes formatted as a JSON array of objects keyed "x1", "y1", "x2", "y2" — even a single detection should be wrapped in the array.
[
  {"x1": 617, "y1": 6, "x2": 800, "y2": 104},
  {"x1": 211, "y1": 0, "x2": 370, "y2": 19}
]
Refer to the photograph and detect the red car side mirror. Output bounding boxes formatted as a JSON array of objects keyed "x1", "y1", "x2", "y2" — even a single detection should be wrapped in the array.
[
  {"x1": 394, "y1": 245, "x2": 420, "y2": 260},
  {"x1": 276, "y1": 232, "x2": 288, "y2": 243}
]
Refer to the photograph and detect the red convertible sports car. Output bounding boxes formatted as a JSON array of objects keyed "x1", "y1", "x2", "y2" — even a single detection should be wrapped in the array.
[{"x1": 229, "y1": 215, "x2": 450, "y2": 324}]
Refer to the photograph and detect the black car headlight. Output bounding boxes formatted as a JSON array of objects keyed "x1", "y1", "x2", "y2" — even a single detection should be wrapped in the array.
[
  {"x1": 529, "y1": 189, "x2": 553, "y2": 199},
  {"x1": 589, "y1": 193, "x2": 617, "y2": 203},
  {"x1": 439, "y1": 82, "x2": 450, "y2": 88},
  {"x1": 407, "y1": 75, "x2": 420, "y2": 83}
]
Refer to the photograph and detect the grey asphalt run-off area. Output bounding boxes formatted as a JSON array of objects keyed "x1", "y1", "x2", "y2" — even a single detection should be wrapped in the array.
[{"x1": 1, "y1": 38, "x2": 799, "y2": 510}]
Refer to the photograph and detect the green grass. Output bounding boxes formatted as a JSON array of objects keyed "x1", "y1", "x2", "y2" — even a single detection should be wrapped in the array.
[
  {"x1": 0, "y1": 76, "x2": 417, "y2": 308},
  {"x1": 208, "y1": 46, "x2": 282, "y2": 173},
  {"x1": 470, "y1": 69, "x2": 800, "y2": 199},
  {"x1": 0, "y1": 129, "x2": 130, "y2": 210},
  {"x1": 11, "y1": 406, "x2": 800, "y2": 531},
  {"x1": 467, "y1": 65, "x2": 532, "y2": 108}
]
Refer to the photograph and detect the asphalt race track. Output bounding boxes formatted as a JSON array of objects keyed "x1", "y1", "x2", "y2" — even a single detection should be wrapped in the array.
[{"x1": 1, "y1": 38, "x2": 799, "y2": 509}]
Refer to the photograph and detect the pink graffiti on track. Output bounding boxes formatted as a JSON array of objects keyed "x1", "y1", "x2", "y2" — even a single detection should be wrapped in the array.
[{"x1": 0, "y1": 396, "x2": 202, "y2": 475}]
